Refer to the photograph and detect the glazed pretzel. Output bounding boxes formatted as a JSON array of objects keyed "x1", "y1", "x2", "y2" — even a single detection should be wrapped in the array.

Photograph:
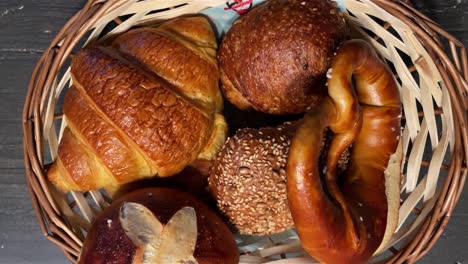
[{"x1": 287, "y1": 39, "x2": 402, "y2": 263}]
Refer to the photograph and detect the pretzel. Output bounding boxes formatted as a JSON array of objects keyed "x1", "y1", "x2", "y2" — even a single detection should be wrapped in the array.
[{"x1": 287, "y1": 39, "x2": 402, "y2": 263}]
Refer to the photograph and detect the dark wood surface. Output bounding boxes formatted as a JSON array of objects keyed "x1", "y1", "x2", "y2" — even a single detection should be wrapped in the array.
[{"x1": 0, "y1": 0, "x2": 466, "y2": 263}]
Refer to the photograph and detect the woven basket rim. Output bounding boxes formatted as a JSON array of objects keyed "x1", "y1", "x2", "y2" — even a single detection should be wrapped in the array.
[{"x1": 22, "y1": 0, "x2": 468, "y2": 263}]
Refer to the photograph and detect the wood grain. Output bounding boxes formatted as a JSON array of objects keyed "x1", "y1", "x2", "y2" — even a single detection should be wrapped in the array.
[
  {"x1": 413, "y1": 0, "x2": 468, "y2": 48},
  {"x1": 0, "y1": 0, "x2": 466, "y2": 263},
  {"x1": 0, "y1": 1, "x2": 85, "y2": 263}
]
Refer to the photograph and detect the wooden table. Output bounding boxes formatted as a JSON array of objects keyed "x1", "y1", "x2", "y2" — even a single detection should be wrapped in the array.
[{"x1": 0, "y1": 0, "x2": 466, "y2": 263}]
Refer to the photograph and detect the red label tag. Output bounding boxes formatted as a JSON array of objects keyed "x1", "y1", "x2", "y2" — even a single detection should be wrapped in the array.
[{"x1": 224, "y1": 0, "x2": 254, "y2": 15}]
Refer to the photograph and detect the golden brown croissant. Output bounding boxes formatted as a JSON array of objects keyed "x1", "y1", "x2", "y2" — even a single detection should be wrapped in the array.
[
  {"x1": 48, "y1": 16, "x2": 227, "y2": 191},
  {"x1": 287, "y1": 40, "x2": 402, "y2": 263}
]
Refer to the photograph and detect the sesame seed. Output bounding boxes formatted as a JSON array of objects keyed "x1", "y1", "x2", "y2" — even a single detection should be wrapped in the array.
[
  {"x1": 326, "y1": 68, "x2": 333, "y2": 79},
  {"x1": 209, "y1": 123, "x2": 297, "y2": 235},
  {"x1": 239, "y1": 166, "x2": 251, "y2": 175}
]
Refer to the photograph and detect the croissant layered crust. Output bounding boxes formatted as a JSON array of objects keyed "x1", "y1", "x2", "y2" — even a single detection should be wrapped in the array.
[
  {"x1": 48, "y1": 17, "x2": 226, "y2": 191},
  {"x1": 113, "y1": 18, "x2": 222, "y2": 112}
]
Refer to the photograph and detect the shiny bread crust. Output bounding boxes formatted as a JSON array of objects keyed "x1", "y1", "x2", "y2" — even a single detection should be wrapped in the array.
[
  {"x1": 113, "y1": 23, "x2": 222, "y2": 111},
  {"x1": 73, "y1": 45, "x2": 211, "y2": 174},
  {"x1": 48, "y1": 16, "x2": 225, "y2": 191}
]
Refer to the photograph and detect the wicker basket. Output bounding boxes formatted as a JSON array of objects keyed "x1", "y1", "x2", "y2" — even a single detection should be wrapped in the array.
[{"x1": 23, "y1": 0, "x2": 468, "y2": 263}]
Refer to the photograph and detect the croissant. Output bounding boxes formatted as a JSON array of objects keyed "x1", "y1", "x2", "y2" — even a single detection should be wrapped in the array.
[
  {"x1": 287, "y1": 40, "x2": 402, "y2": 263},
  {"x1": 48, "y1": 16, "x2": 227, "y2": 191}
]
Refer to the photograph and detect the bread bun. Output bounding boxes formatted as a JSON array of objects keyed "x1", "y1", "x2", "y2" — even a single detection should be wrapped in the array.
[
  {"x1": 209, "y1": 122, "x2": 297, "y2": 235},
  {"x1": 218, "y1": 0, "x2": 349, "y2": 114},
  {"x1": 78, "y1": 187, "x2": 239, "y2": 264},
  {"x1": 209, "y1": 122, "x2": 350, "y2": 235}
]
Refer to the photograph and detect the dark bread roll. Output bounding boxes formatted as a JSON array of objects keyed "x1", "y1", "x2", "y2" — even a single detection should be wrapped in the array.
[
  {"x1": 209, "y1": 121, "x2": 350, "y2": 235},
  {"x1": 209, "y1": 122, "x2": 298, "y2": 235},
  {"x1": 219, "y1": 0, "x2": 349, "y2": 114},
  {"x1": 78, "y1": 187, "x2": 239, "y2": 264}
]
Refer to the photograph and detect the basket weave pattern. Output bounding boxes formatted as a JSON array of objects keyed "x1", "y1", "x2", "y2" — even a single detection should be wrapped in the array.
[{"x1": 22, "y1": 0, "x2": 468, "y2": 263}]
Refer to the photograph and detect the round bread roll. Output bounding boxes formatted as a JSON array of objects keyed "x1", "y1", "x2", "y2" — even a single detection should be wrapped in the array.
[
  {"x1": 209, "y1": 123, "x2": 349, "y2": 235},
  {"x1": 218, "y1": 0, "x2": 349, "y2": 114},
  {"x1": 209, "y1": 122, "x2": 299, "y2": 235},
  {"x1": 78, "y1": 187, "x2": 239, "y2": 264}
]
